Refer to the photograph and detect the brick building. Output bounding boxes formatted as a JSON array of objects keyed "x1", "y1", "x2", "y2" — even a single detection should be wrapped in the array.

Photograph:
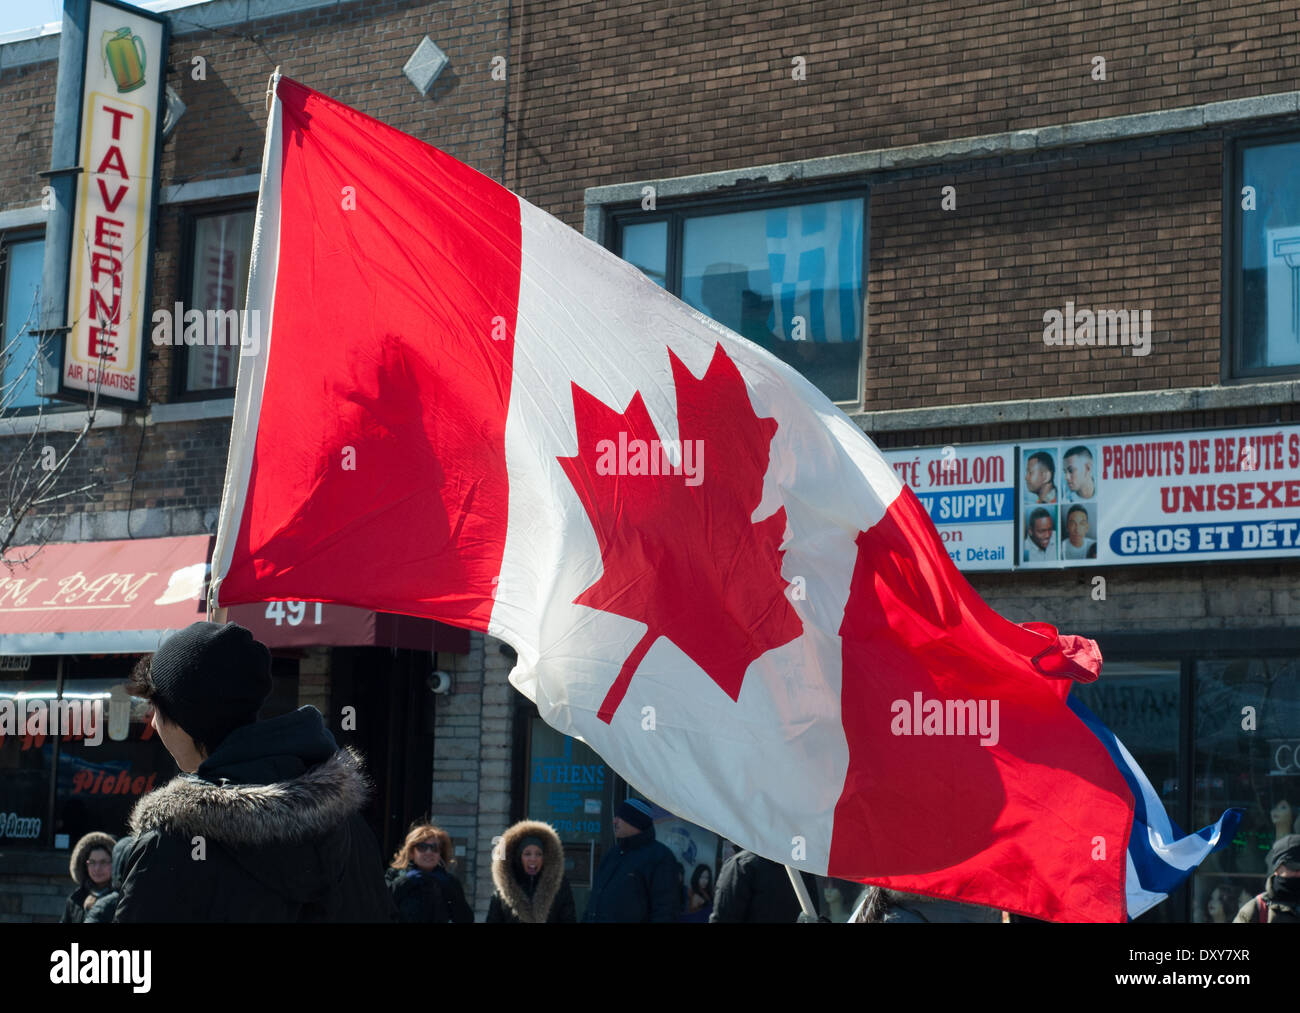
[{"x1": 2, "y1": 0, "x2": 1298, "y2": 923}]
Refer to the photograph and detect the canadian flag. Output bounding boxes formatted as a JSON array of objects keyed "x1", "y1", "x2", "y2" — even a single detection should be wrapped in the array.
[{"x1": 212, "y1": 77, "x2": 1238, "y2": 922}]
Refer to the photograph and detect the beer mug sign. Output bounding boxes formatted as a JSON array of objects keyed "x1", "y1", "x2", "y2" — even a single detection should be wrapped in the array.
[{"x1": 102, "y1": 27, "x2": 147, "y2": 93}]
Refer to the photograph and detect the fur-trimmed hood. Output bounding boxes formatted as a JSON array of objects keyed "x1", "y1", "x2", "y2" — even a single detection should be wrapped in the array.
[
  {"x1": 492, "y1": 820, "x2": 564, "y2": 923},
  {"x1": 69, "y1": 831, "x2": 116, "y2": 887},
  {"x1": 129, "y1": 746, "x2": 371, "y2": 847}
]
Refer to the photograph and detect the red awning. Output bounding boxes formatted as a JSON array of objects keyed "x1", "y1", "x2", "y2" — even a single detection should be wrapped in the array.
[{"x1": 0, "y1": 536, "x2": 467, "y2": 655}]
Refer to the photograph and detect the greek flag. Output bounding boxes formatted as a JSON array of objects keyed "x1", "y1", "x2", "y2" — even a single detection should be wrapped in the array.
[
  {"x1": 1069, "y1": 696, "x2": 1244, "y2": 920},
  {"x1": 765, "y1": 200, "x2": 863, "y2": 343}
]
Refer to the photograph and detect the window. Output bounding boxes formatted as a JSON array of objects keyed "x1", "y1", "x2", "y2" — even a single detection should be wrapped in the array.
[
  {"x1": 1229, "y1": 134, "x2": 1300, "y2": 377},
  {"x1": 1, "y1": 236, "x2": 46, "y2": 411},
  {"x1": 179, "y1": 207, "x2": 254, "y2": 395},
  {"x1": 610, "y1": 191, "x2": 867, "y2": 404}
]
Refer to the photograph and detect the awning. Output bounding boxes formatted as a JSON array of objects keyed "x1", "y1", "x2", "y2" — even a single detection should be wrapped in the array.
[{"x1": 0, "y1": 535, "x2": 468, "y2": 655}]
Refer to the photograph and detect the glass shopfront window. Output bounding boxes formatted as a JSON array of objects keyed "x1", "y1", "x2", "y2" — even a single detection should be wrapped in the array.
[{"x1": 1192, "y1": 656, "x2": 1300, "y2": 922}]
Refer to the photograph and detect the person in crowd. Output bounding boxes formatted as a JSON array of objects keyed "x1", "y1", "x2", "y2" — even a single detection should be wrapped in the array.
[
  {"x1": 113, "y1": 622, "x2": 394, "y2": 922},
  {"x1": 1022, "y1": 507, "x2": 1056, "y2": 562},
  {"x1": 1023, "y1": 452, "x2": 1057, "y2": 504},
  {"x1": 1234, "y1": 834, "x2": 1300, "y2": 923},
  {"x1": 709, "y1": 848, "x2": 820, "y2": 923},
  {"x1": 686, "y1": 863, "x2": 714, "y2": 916},
  {"x1": 85, "y1": 835, "x2": 134, "y2": 923},
  {"x1": 851, "y1": 885, "x2": 1001, "y2": 923},
  {"x1": 1062, "y1": 445, "x2": 1096, "y2": 501},
  {"x1": 386, "y1": 824, "x2": 475, "y2": 923},
  {"x1": 583, "y1": 799, "x2": 679, "y2": 922},
  {"x1": 62, "y1": 831, "x2": 115, "y2": 924},
  {"x1": 485, "y1": 819, "x2": 576, "y2": 923},
  {"x1": 1061, "y1": 505, "x2": 1097, "y2": 560}
]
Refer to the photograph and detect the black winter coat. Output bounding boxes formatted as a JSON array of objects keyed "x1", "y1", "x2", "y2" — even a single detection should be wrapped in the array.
[
  {"x1": 61, "y1": 831, "x2": 115, "y2": 924},
  {"x1": 709, "y1": 850, "x2": 820, "y2": 923},
  {"x1": 385, "y1": 865, "x2": 474, "y2": 923},
  {"x1": 85, "y1": 835, "x2": 135, "y2": 923},
  {"x1": 114, "y1": 707, "x2": 396, "y2": 923},
  {"x1": 583, "y1": 827, "x2": 679, "y2": 923},
  {"x1": 485, "y1": 820, "x2": 576, "y2": 924}
]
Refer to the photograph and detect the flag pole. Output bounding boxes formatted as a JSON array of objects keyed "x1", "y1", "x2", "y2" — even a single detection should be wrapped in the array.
[
  {"x1": 785, "y1": 864, "x2": 818, "y2": 920},
  {"x1": 207, "y1": 65, "x2": 281, "y2": 629}
]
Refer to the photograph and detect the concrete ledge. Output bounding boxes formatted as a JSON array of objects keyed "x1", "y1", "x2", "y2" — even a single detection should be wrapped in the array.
[
  {"x1": 0, "y1": 407, "x2": 124, "y2": 437},
  {"x1": 851, "y1": 380, "x2": 1300, "y2": 436},
  {"x1": 583, "y1": 89, "x2": 1300, "y2": 220},
  {"x1": 149, "y1": 398, "x2": 234, "y2": 423},
  {"x1": 0, "y1": 204, "x2": 46, "y2": 230},
  {"x1": 161, "y1": 175, "x2": 259, "y2": 205}
]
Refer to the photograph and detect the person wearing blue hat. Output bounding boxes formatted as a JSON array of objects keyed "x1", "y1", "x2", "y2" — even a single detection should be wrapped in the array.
[{"x1": 583, "y1": 797, "x2": 680, "y2": 923}]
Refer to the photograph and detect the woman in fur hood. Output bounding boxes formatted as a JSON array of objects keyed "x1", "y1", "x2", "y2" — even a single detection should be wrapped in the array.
[
  {"x1": 486, "y1": 820, "x2": 576, "y2": 923},
  {"x1": 61, "y1": 831, "x2": 116, "y2": 923}
]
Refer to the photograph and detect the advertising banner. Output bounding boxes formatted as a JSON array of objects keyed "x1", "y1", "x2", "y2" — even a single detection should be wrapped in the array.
[
  {"x1": 1018, "y1": 425, "x2": 1300, "y2": 567},
  {"x1": 883, "y1": 444, "x2": 1016, "y2": 571},
  {"x1": 61, "y1": 0, "x2": 167, "y2": 403}
]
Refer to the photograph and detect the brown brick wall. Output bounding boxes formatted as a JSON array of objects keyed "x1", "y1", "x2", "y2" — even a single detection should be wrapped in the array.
[
  {"x1": 866, "y1": 139, "x2": 1223, "y2": 411},
  {"x1": 509, "y1": 0, "x2": 1300, "y2": 226}
]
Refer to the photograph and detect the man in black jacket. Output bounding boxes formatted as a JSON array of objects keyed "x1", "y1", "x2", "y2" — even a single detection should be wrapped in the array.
[
  {"x1": 709, "y1": 849, "x2": 821, "y2": 923},
  {"x1": 114, "y1": 621, "x2": 395, "y2": 922},
  {"x1": 583, "y1": 799, "x2": 679, "y2": 923}
]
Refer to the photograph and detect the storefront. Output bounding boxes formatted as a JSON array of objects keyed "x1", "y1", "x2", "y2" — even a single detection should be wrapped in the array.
[{"x1": 0, "y1": 534, "x2": 467, "y2": 920}]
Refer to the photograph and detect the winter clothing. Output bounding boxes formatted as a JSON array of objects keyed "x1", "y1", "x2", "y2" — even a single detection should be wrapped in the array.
[
  {"x1": 61, "y1": 831, "x2": 116, "y2": 924},
  {"x1": 1233, "y1": 834, "x2": 1300, "y2": 924},
  {"x1": 114, "y1": 706, "x2": 394, "y2": 922},
  {"x1": 148, "y1": 621, "x2": 272, "y2": 751},
  {"x1": 85, "y1": 835, "x2": 134, "y2": 923},
  {"x1": 614, "y1": 798, "x2": 655, "y2": 833},
  {"x1": 385, "y1": 863, "x2": 475, "y2": 923},
  {"x1": 583, "y1": 823, "x2": 679, "y2": 923},
  {"x1": 485, "y1": 819, "x2": 577, "y2": 924},
  {"x1": 709, "y1": 849, "x2": 820, "y2": 923}
]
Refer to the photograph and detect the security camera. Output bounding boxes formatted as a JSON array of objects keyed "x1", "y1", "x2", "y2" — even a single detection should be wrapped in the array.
[{"x1": 427, "y1": 670, "x2": 452, "y2": 695}]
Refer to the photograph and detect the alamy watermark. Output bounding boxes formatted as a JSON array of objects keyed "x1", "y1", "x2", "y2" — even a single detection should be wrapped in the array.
[
  {"x1": 1043, "y1": 302, "x2": 1151, "y2": 357},
  {"x1": 594, "y1": 432, "x2": 704, "y2": 487},
  {"x1": 890, "y1": 692, "x2": 1000, "y2": 746},
  {"x1": 0, "y1": 696, "x2": 104, "y2": 747},
  {"x1": 151, "y1": 302, "x2": 261, "y2": 355}
]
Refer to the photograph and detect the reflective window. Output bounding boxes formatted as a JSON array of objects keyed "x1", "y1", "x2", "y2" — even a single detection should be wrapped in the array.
[
  {"x1": 2, "y1": 238, "x2": 46, "y2": 410},
  {"x1": 1234, "y1": 137, "x2": 1300, "y2": 373},
  {"x1": 1191, "y1": 657, "x2": 1300, "y2": 922},
  {"x1": 184, "y1": 209, "x2": 254, "y2": 393},
  {"x1": 615, "y1": 195, "x2": 865, "y2": 403}
]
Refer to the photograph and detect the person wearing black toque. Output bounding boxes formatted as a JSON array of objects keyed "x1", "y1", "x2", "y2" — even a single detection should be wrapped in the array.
[
  {"x1": 582, "y1": 798, "x2": 680, "y2": 923},
  {"x1": 113, "y1": 621, "x2": 396, "y2": 922},
  {"x1": 1234, "y1": 834, "x2": 1300, "y2": 924}
]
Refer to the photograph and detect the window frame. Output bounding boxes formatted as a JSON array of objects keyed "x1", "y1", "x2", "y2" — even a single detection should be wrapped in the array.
[
  {"x1": 0, "y1": 229, "x2": 52, "y2": 416},
  {"x1": 1222, "y1": 127, "x2": 1300, "y2": 384},
  {"x1": 171, "y1": 199, "x2": 257, "y2": 402},
  {"x1": 604, "y1": 181, "x2": 871, "y2": 409}
]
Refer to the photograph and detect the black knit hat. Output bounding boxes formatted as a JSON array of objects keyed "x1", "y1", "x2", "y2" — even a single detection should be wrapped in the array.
[
  {"x1": 615, "y1": 798, "x2": 654, "y2": 833},
  {"x1": 150, "y1": 622, "x2": 272, "y2": 750}
]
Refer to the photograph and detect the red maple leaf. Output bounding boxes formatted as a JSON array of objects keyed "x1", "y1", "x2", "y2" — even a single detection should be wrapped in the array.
[{"x1": 559, "y1": 343, "x2": 803, "y2": 724}]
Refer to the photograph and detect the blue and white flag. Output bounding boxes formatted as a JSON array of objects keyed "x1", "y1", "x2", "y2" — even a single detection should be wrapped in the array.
[{"x1": 1069, "y1": 697, "x2": 1244, "y2": 920}]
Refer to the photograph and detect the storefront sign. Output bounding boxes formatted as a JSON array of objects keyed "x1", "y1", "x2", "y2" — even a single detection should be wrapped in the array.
[
  {"x1": 1019, "y1": 425, "x2": 1300, "y2": 567},
  {"x1": 883, "y1": 445, "x2": 1015, "y2": 571},
  {"x1": 0, "y1": 812, "x2": 42, "y2": 839},
  {"x1": 61, "y1": 0, "x2": 167, "y2": 403}
]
